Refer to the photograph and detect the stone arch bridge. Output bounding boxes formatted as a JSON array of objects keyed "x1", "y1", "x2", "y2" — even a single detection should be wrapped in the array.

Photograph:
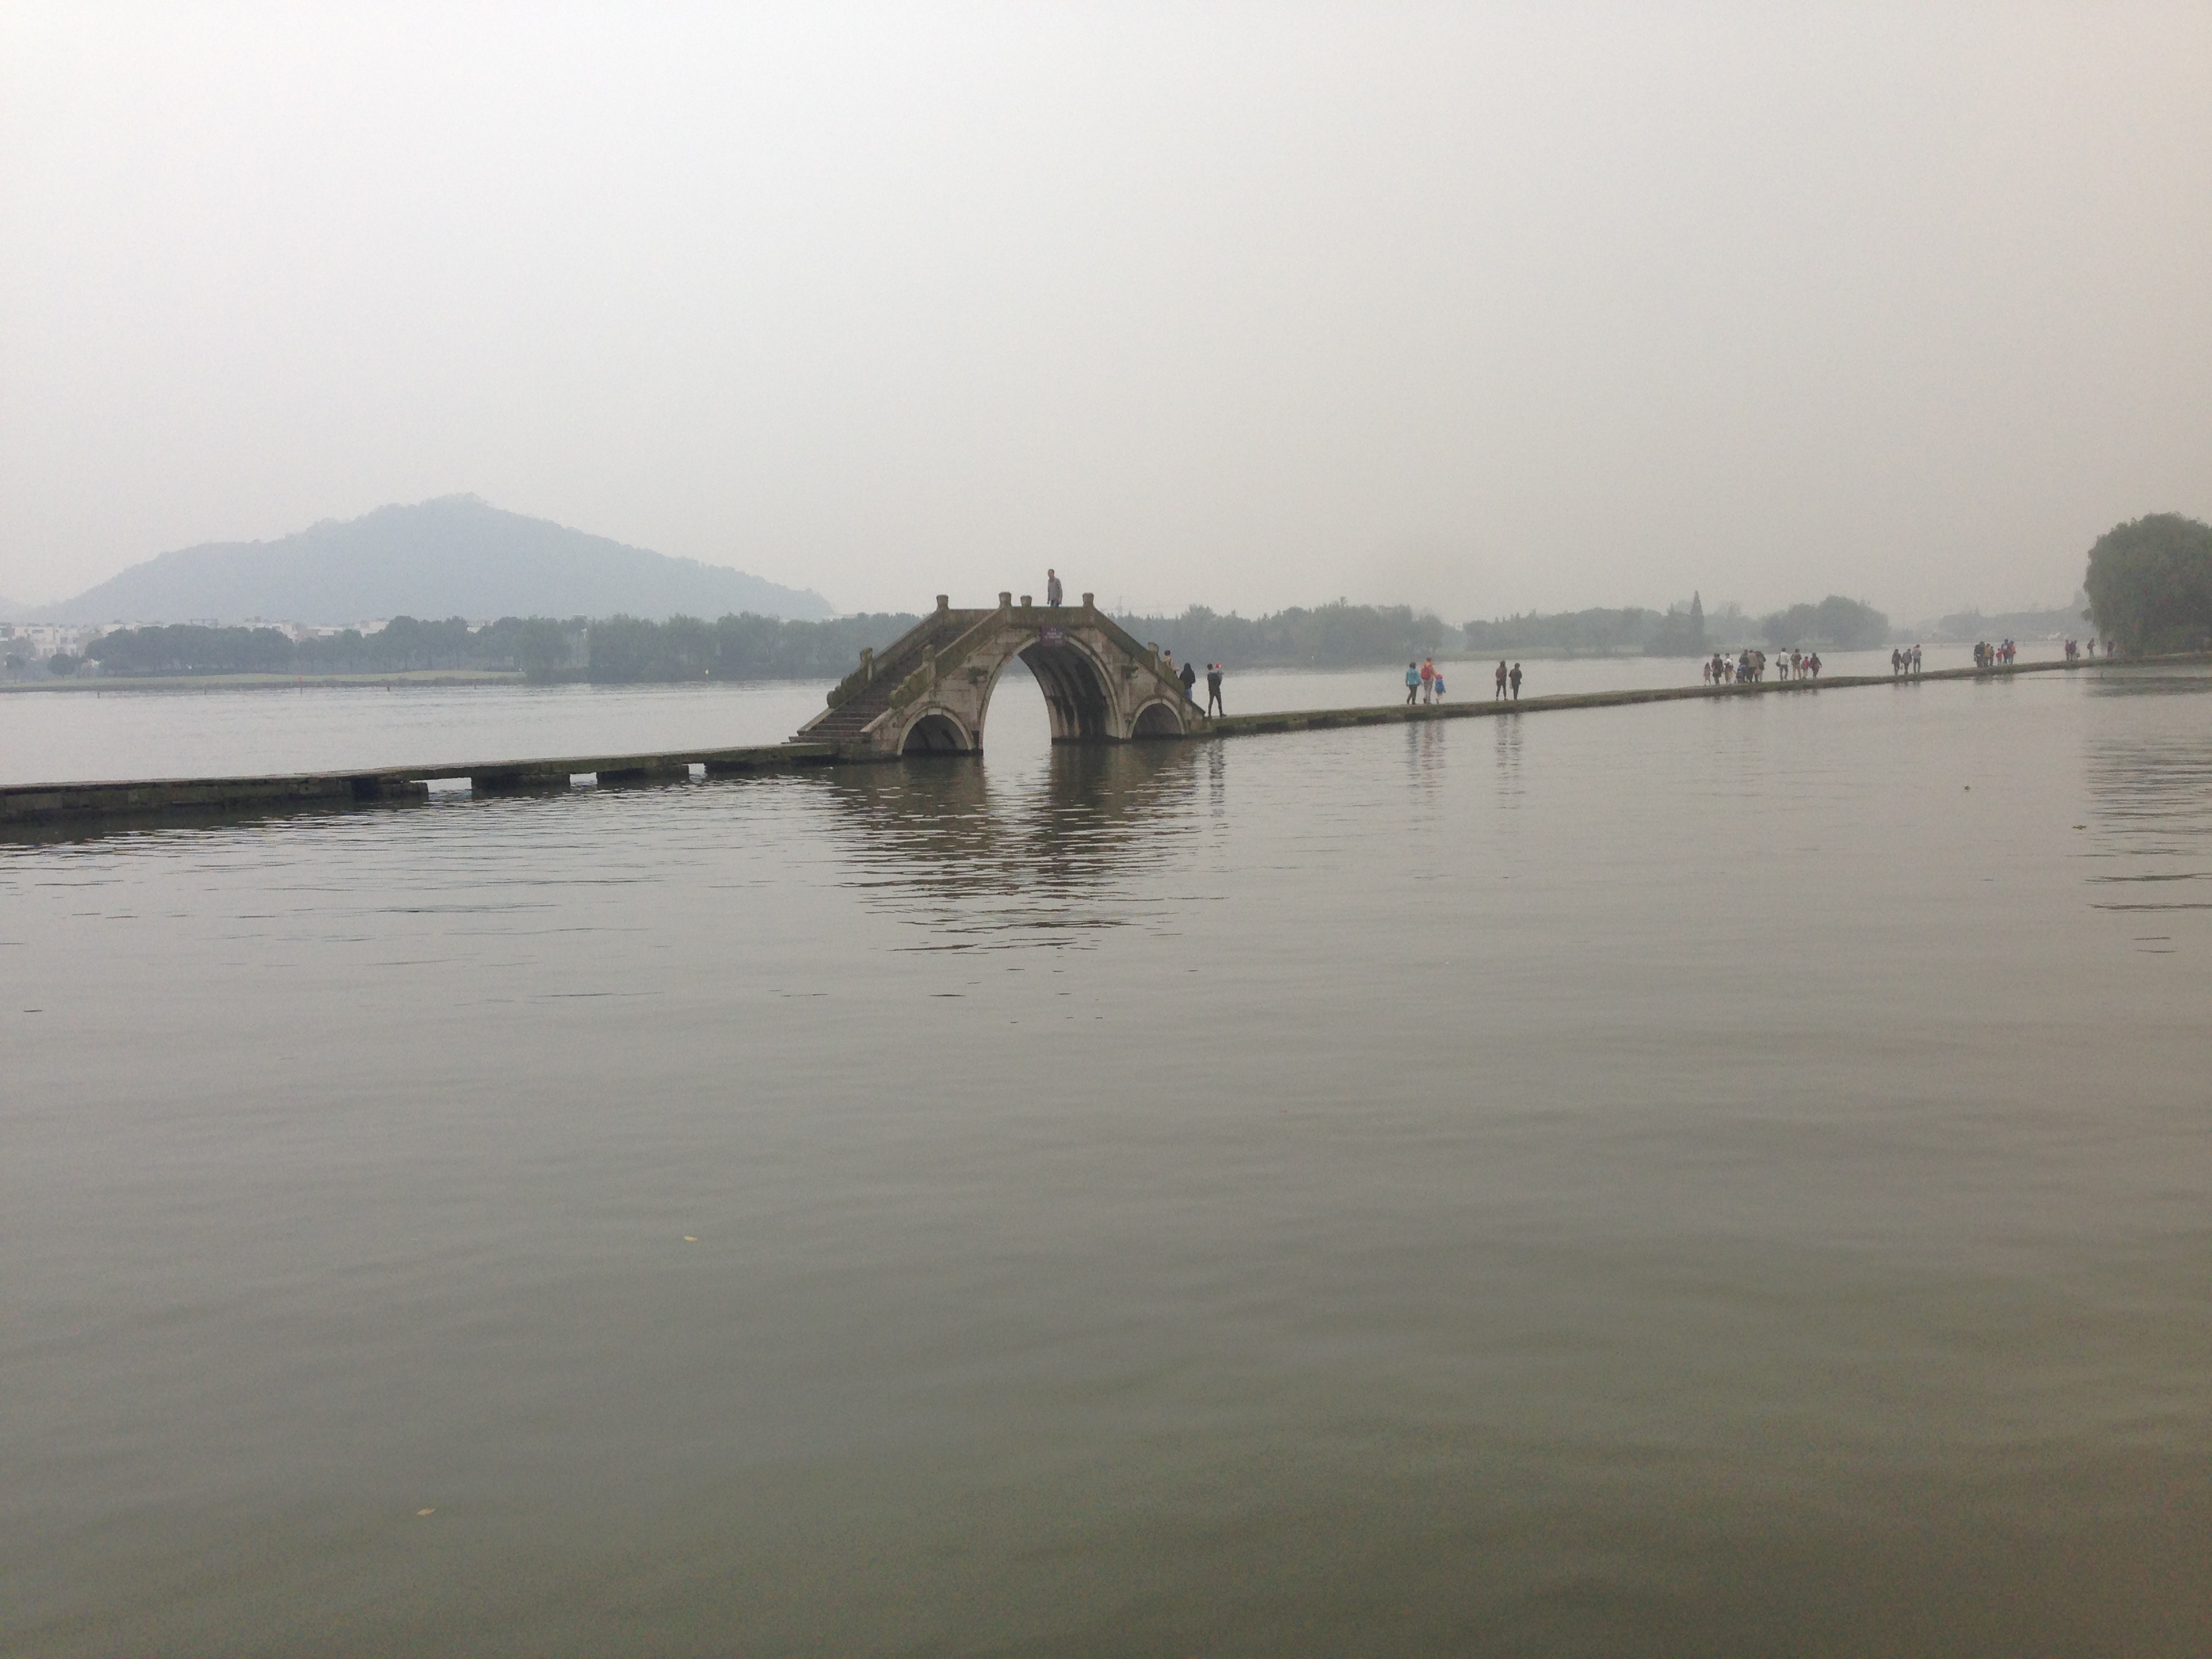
[{"x1": 796, "y1": 592, "x2": 1200, "y2": 756}]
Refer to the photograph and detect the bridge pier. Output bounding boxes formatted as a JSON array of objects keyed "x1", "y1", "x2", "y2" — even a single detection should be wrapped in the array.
[
  {"x1": 348, "y1": 775, "x2": 429, "y2": 803},
  {"x1": 474, "y1": 769, "x2": 574, "y2": 794},
  {"x1": 596, "y1": 760, "x2": 691, "y2": 785}
]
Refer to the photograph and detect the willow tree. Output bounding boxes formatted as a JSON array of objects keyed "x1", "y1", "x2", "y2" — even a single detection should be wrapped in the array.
[{"x1": 2084, "y1": 514, "x2": 2212, "y2": 654}]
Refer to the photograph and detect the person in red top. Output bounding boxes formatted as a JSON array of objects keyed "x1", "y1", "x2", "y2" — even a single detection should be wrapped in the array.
[{"x1": 1419, "y1": 657, "x2": 1435, "y2": 703}]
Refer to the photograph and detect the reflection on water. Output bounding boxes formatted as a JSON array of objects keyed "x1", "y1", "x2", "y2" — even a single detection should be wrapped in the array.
[
  {"x1": 2084, "y1": 673, "x2": 2212, "y2": 939},
  {"x1": 813, "y1": 744, "x2": 1204, "y2": 947},
  {"x1": 1493, "y1": 714, "x2": 1523, "y2": 801},
  {"x1": 1404, "y1": 715, "x2": 1450, "y2": 793}
]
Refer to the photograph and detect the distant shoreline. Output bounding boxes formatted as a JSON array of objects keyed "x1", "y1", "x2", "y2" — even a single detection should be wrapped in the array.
[{"x1": 0, "y1": 668, "x2": 528, "y2": 694}]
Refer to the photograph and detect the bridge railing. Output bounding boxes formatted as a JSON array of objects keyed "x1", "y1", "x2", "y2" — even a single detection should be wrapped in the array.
[
  {"x1": 823, "y1": 653, "x2": 875, "y2": 712},
  {"x1": 823, "y1": 611, "x2": 972, "y2": 711},
  {"x1": 1083, "y1": 607, "x2": 1202, "y2": 709}
]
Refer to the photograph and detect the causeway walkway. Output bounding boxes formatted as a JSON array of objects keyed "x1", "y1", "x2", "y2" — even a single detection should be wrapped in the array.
[
  {"x1": 1, "y1": 655, "x2": 2194, "y2": 831},
  {"x1": 1193, "y1": 657, "x2": 2104, "y2": 737}
]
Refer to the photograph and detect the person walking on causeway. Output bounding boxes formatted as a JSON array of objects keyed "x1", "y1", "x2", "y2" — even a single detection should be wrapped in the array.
[
  {"x1": 1509, "y1": 662, "x2": 1523, "y2": 701},
  {"x1": 1045, "y1": 569, "x2": 1063, "y2": 607},
  {"x1": 1494, "y1": 660, "x2": 1508, "y2": 699},
  {"x1": 1206, "y1": 662, "x2": 1225, "y2": 716},
  {"x1": 1420, "y1": 657, "x2": 1436, "y2": 703},
  {"x1": 1406, "y1": 661, "x2": 1422, "y2": 704}
]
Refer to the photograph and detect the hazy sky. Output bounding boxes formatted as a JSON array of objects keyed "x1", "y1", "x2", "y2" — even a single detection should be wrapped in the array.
[{"x1": 4, "y1": 4, "x2": 2207, "y2": 621}]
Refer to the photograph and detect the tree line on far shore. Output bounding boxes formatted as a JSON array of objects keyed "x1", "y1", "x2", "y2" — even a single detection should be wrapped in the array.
[
  {"x1": 82, "y1": 615, "x2": 538, "y2": 677},
  {"x1": 75, "y1": 612, "x2": 922, "y2": 682},
  {"x1": 1109, "y1": 602, "x2": 1452, "y2": 670},
  {"x1": 1463, "y1": 593, "x2": 1889, "y2": 655}
]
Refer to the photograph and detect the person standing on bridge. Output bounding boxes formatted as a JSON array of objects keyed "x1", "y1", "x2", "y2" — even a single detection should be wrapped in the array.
[
  {"x1": 1419, "y1": 657, "x2": 1436, "y2": 703},
  {"x1": 1406, "y1": 661, "x2": 1421, "y2": 705},
  {"x1": 1179, "y1": 657, "x2": 1197, "y2": 701},
  {"x1": 1206, "y1": 661, "x2": 1224, "y2": 715},
  {"x1": 1046, "y1": 569, "x2": 1063, "y2": 607},
  {"x1": 1509, "y1": 661, "x2": 1523, "y2": 701},
  {"x1": 1494, "y1": 660, "x2": 1508, "y2": 699}
]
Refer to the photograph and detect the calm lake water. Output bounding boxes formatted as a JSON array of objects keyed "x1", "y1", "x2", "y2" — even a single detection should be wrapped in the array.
[{"x1": 3, "y1": 658, "x2": 2207, "y2": 1656}]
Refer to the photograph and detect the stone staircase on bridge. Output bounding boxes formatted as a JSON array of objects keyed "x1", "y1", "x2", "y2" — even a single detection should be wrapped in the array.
[{"x1": 798, "y1": 605, "x2": 991, "y2": 749}]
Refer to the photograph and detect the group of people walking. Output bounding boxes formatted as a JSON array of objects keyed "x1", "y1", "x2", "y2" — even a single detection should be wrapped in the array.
[
  {"x1": 1401, "y1": 657, "x2": 1458, "y2": 703},
  {"x1": 1974, "y1": 638, "x2": 2018, "y2": 668},
  {"x1": 1889, "y1": 646, "x2": 1925, "y2": 676},
  {"x1": 1402, "y1": 657, "x2": 1524, "y2": 702},
  {"x1": 1702, "y1": 648, "x2": 1824, "y2": 683}
]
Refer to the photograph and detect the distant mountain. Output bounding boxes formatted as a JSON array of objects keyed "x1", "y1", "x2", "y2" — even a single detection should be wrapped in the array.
[{"x1": 34, "y1": 497, "x2": 833, "y2": 625}]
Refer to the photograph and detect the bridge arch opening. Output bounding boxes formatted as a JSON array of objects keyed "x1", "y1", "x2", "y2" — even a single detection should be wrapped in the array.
[
  {"x1": 1013, "y1": 640, "x2": 1116, "y2": 744},
  {"x1": 901, "y1": 712, "x2": 973, "y2": 754},
  {"x1": 1132, "y1": 701, "x2": 1184, "y2": 739}
]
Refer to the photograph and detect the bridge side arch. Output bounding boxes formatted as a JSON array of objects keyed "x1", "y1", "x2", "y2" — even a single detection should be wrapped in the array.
[
  {"x1": 896, "y1": 708, "x2": 976, "y2": 754},
  {"x1": 1130, "y1": 697, "x2": 1188, "y2": 738}
]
